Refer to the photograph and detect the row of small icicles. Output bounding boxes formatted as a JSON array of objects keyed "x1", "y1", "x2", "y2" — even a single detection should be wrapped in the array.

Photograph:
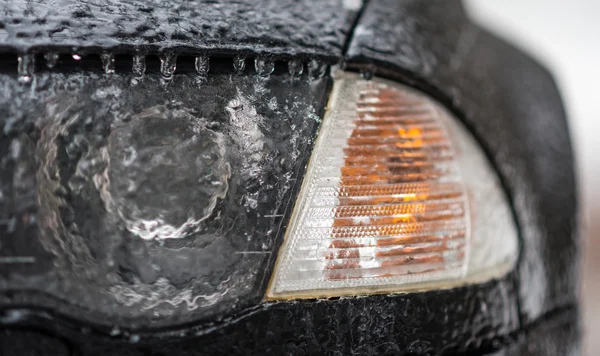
[{"x1": 15, "y1": 52, "x2": 329, "y2": 84}]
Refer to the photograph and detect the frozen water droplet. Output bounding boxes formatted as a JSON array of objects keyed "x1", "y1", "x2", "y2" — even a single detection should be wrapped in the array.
[
  {"x1": 288, "y1": 60, "x2": 303, "y2": 77},
  {"x1": 17, "y1": 54, "x2": 34, "y2": 84},
  {"x1": 44, "y1": 52, "x2": 59, "y2": 68},
  {"x1": 233, "y1": 55, "x2": 246, "y2": 75},
  {"x1": 159, "y1": 52, "x2": 177, "y2": 80},
  {"x1": 254, "y1": 58, "x2": 274, "y2": 77},
  {"x1": 228, "y1": 98, "x2": 242, "y2": 110},
  {"x1": 72, "y1": 53, "x2": 82, "y2": 61},
  {"x1": 307, "y1": 59, "x2": 327, "y2": 80},
  {"x1": 110, "y1": 326, "x2": 121, "y2": 336},
  {"x1": 361, "y1": 69, "x2": 373, "y2": 80},
  {"x1": 194, "y1": 56, "x2": 209, "y2": 84},
  {"x1": 132, "y1": 54, "x2": 146, "y2": 77},
  {"x1": 360, "y1": 64, "x2": 376, "y2": 80},
  {"x1": 131, "y1": 54, "x2": 146, "y2": 84},
  {"x1": 101, "y1": 53, "x2": 115, "y2": 74}
]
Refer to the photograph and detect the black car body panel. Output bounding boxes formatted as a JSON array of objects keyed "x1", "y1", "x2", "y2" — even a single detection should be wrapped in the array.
[
  {"x1": 0, "y1": 0, "x2": 360, "y2": 62},
  {"x1": 0, "y1": 0, "x2": 579, "y2": 355}
]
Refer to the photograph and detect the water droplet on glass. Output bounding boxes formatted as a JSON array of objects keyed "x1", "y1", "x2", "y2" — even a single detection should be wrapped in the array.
[
  {"x1": 72, "y1": 53, "x2": 82, "y2": 61},
  {"x1": 233, "y1": 55, "x2": 246, "y2": 75},
  {"x1": 254, "y1": 58, "x2": 274, "y2": 77},
  {"x1": 101, "y1": 53, "x2": 115, "y2": 74},
  {"x1": 44, "y1": 52, "x2": 59, "y2": 69},
  {"x1": 194, "y1": 55, "x2": 209, "y2": 84},
  {"x1": 159, "y1": 52, "x2": 177, "y2": 81},
  {"x1": 17, "y1": 54, "x2": 34, "y2": 84},
  {"x1": 307, "y1": 59, "x2": 327, "y2": 80},
  {"x1": 288, "y1": 60, "x2": 303, "y2": 77}
]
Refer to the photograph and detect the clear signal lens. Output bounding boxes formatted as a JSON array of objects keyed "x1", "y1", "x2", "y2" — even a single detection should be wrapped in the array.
[{"x1": 267, "y1": 72, "x2": 518, "y2": 299}]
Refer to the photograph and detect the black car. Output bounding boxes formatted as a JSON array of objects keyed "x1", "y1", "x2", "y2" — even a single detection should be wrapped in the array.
[{"x1": 0, "y1": 0, "x2": 579, "y2": 355}]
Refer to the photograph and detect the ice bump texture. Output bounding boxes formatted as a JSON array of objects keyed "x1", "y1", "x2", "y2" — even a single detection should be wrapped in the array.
[
  {"x1": 0, "y1": 0, "x2": 360, "y2": 60},
  {"x1": 269, "y1": 73, "x2": 518, "y2": 297}
]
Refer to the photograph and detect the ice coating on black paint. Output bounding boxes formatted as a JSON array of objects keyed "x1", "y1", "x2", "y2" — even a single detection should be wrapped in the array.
[{"x1": 0, "y1": 0, "x2": 361, "y2": 62}]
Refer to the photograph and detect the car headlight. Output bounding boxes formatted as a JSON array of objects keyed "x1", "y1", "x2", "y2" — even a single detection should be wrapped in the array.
[{"x1": 268, "y1": 72, "x2": 518, "y2": 298}]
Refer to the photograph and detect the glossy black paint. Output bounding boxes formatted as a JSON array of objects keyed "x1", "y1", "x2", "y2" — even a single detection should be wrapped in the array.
[
  {"x1": 487, "y1": 307, "x2": 580, "y2": 356},
  {"x1": 0, "y1": 0, "x2": 360, "y2": 61},
  {"x1": 2, "y1": 275, "x2": 519, "y2": 355},
  {"x1": 0, "y1": 0, "x2": 579, "y2": 354},
  {"x1": 346, "y1": 0, "x2": 578, "y2": 325},
  {"x1": 0, "y1": 301, "x2": 579, "y2": 355}
]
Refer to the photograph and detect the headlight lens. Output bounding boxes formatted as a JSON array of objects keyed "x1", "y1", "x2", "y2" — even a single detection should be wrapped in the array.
[{"x1": 267, "y1": 72, "x2": 518, "y2": 299}]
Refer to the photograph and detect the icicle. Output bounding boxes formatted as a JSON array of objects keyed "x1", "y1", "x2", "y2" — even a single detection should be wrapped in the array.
[
  {"x1": 101, "y1": 53, "x2": 115, "y2": 74},
  {"x1": 131, "y1": 54, "x2": 146, "y2": 85},
  {"x1": 195, "y1": 56, "x2": 209, "y2": 84},
  {"x1": 255, "y1": 57, "x2": 274, "y2": 77},
  {"x1": 44, "y1": 52, "x2": 59, "y2": 69},
  {"x1": 159, "y1": 52, "x2": 177, "y2": 81},
  {"x1": 17, "y1": 54, "x2": 35, "y2": 84},
  {"x1": 132, "y1": 54, "x2": 146, "y2": 77},
  {"x1": 307, "y1": 59, "x2": 327, "y2": 80},
  {"x1": 288, "y1": 60, "x2": 303, "y2": 77},
  {"x1": 233, "y1": 55, "x2": 246, "y2": 75}
]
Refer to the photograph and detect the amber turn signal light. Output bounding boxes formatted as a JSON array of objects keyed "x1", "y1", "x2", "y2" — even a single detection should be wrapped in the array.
[{"x1": 267, "y1": 72, "x2": 517, "y2": 299}]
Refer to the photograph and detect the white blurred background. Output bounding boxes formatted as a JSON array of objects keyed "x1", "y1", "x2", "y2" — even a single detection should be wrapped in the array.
[{"x1": 464, "y1": 1, "x2": 600, "y2": 354}]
